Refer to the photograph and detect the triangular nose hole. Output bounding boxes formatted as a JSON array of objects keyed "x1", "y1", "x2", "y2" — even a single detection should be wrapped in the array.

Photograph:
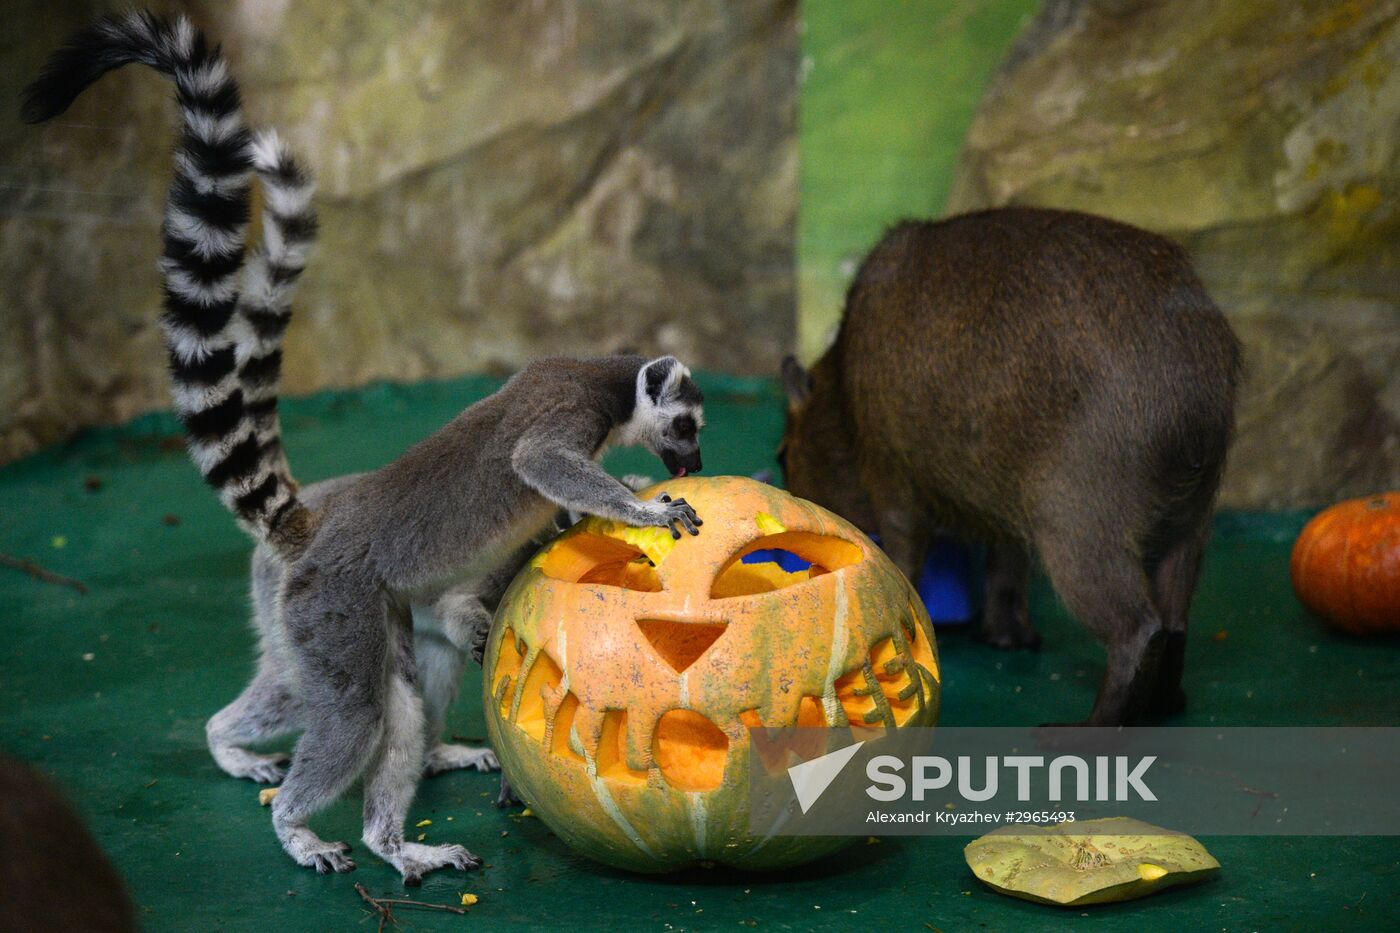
[{"x1": 636, "y1": 619, "x2": 727, "y2": 673}]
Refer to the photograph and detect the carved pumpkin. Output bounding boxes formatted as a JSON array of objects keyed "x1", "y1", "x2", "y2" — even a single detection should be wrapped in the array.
[
  {"x1": 483, "y1": 476, "x2": 940, "y2": 872},
  {"x1": 1290, "y1": 492, "x2": 1400, "y2": 635}
]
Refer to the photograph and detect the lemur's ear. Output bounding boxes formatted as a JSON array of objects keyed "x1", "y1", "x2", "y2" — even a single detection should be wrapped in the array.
[
  {"x1": 781, "y1": 355, "x2": 810, "y2": 407},
  {"x1": 641, "y1": 356, "x2": 684, "y2": 404}
]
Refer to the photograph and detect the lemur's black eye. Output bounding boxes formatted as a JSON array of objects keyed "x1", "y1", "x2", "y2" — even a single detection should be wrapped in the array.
[{"x1": 672, "y1": 414, "x2": 697, "y2": 439}]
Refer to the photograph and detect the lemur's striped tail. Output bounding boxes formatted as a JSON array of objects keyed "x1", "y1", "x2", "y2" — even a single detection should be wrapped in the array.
[
  {"x1": 240, "y1": 131, "x2": 318, "y2": 491},
  {"x1": 22, "y1": 12, "x2": 316, "y2": 557}
]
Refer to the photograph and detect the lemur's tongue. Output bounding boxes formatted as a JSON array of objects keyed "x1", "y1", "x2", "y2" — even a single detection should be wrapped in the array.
[{"x1": 674, "y1": 467, "x2": 688, "y2": 477}]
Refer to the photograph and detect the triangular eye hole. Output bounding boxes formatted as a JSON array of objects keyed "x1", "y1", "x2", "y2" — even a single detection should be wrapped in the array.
[
  {"x1": 538, "y1": 533, "x2": 661, "y2": 592},
  {"x1": 710, "y1": 532, "x2": 863, "y2": 598}
]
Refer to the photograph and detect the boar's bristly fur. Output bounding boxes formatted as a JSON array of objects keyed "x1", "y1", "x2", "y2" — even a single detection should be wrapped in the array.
[{"x1": 780, "y1": 207, "x2": 1240, "y2": 726}]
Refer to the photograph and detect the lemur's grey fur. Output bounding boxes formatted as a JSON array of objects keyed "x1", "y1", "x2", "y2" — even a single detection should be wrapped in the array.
[
  {"x1": 24, "y1": 11, "x2": 706, "y2": 886},
  {"x1": 214, "y1": 354, "x2": 703, "y2": 885}
]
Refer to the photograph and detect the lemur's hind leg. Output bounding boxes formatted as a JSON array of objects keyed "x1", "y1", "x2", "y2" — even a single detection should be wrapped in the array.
[
  {"x1": 208, "y1": 552, "x2": 302, "y2": 783},
  {"x1": 270, "y1": 572, "x2": 389, "y2": 874},
  {"x1": 206, "y1": 660, "x2": 301, "y2": 784},
  {"x1": 415, "y1": 593, "x2": 499, "y2": 777},
  {"x1": 364, "y1": 620, "x2": 482, "y2": 886}
]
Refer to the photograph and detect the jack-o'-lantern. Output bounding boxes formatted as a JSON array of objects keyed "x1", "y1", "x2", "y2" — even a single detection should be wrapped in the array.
[{"x1": 483, "y1": 475, "x2": 940, "y2": 872}]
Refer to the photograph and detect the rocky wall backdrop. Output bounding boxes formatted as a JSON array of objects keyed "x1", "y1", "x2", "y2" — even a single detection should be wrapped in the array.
[
  {"x1": 949, "y1": 0, "x2": 1400, "y2": 509},
  {"x1": 0, "y1": 0, "x2": 797, "y2": 463}
]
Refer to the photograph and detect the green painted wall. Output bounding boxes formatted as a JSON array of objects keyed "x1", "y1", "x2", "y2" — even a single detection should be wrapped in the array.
[{"x1": 798, "y1": 0, "x2": 1040, "y2": 359}]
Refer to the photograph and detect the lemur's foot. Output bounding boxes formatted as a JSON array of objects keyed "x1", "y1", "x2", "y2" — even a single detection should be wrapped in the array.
[
  {"x1": 395, "y1": 842, "x2": 483, "y2": 887},
  {"x1": 288, "y1": 836, "x2": 355, "y2": 874},
  {"x1": 214, "y1": 747, "x2": 290, "y2": 784},
  {"x1": 495, "y1": 775, "x2": 523, "y2": 808},
  {"x1": 277, "y1": 816, "x2": 356, "y2": 873},
  {"x1": 424, "y1": 743, "x2": 499, "y2": 776}
]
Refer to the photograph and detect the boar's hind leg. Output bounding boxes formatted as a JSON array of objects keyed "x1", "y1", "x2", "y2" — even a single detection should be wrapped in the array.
[
  {"x1": 1145, "y1": 519, "x2": 1212, "y2": 717},
  {"x1": 1036, "y1": 517, "x2": 1166, "y2": 727},
  {"x1": 978, "y1": 538, "x2": 1039, "y2": 650},
  {"x1": 873, "y1": 496, "x2": 929, "y2": 586}
]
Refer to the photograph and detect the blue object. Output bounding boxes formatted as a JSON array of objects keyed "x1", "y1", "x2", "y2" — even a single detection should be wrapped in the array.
[
  {"x1": 915, "y1": 535, "x2": 979, "y2": 626},
  {"x1": 739, "y1": 538, "x2": 979, "y2": 626},
  {"x1": 741, "y1": 548, "x2": 810, "y2": 573},
  {"x1": 868, "y1": 533, "x2": 980, "y2": 626},
  {"x1": 746, "y1": 469, "x2": 977, "y2": 626}
]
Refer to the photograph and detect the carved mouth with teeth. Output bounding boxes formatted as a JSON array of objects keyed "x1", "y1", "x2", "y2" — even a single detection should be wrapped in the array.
[{"x1": 483, "y1": 476, "x2": 940, "y2": 871}]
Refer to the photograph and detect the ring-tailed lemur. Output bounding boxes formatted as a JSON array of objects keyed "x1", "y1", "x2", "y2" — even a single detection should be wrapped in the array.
[{"x1": 24, "y1": 11, "x2": 706, "y2": 886}]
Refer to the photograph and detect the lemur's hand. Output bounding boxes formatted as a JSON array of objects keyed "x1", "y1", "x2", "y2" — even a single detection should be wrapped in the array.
[{"x1": 639, "y1": 493, "x2": 702, "y2": 539}]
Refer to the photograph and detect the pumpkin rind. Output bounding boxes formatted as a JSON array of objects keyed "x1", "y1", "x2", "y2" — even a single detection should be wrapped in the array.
[
  {"x1": 964, "y1": 817, "x2": 1220, "y2": 907},
  {"x1": 1290, "y1": 493, "x2": 1400, "y2": 635},
  {"x1": 483, "y1": 476, "x2": 941, "y2": 872}
]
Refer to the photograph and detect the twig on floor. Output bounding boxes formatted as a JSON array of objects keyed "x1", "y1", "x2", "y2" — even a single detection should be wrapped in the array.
[
  {"x1": 354, "y1": 882, "x2": 466, "y2": 931},
  {"x1": 369, "y1": 895, "x2": 467, "y2": 915},
  {"x1": 356, "y1": 882, "x2": 395, "y2": 932},
  {"x1": 0, "y1": 553, "x2": 88, "y2": 594}
]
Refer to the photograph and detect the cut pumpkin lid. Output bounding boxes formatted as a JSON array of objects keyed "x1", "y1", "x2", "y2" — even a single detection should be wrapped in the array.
[{"x1": 964, "y1": 816, "x2": 1220, "y2": 907}]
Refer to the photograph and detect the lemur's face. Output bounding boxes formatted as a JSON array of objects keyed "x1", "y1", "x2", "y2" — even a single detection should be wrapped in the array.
[
  {"x1": 658, "y1": 406, "x2": 703, "y2": 477},
  {"x1": 629, "y1": 357, "x2": 705, "y2": 478}
]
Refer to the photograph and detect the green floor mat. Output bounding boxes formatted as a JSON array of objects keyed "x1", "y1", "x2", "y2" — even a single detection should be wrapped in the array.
[{"x1": 2, "y1": 374, "x2": 1397, "y2": 930}]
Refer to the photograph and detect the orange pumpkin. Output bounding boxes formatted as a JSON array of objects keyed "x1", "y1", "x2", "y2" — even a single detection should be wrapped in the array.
[
  {"x1": 483, "y1": 475, "x2": 940, "y2": 872},
  {"x1": 1290, "y1": 492, "x2": 1400, "y2": 635}
]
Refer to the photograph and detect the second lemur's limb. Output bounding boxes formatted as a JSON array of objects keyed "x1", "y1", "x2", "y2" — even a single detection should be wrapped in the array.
[
  {"x1": 414, "y1": 589, "x2": 498, "y2": 778},
  {"x1": 206, "y1": 547, "x2": 302, "y2": 783},
  {"x1": 419, "y1": 534, "x2": 548, "y2": 775}
]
